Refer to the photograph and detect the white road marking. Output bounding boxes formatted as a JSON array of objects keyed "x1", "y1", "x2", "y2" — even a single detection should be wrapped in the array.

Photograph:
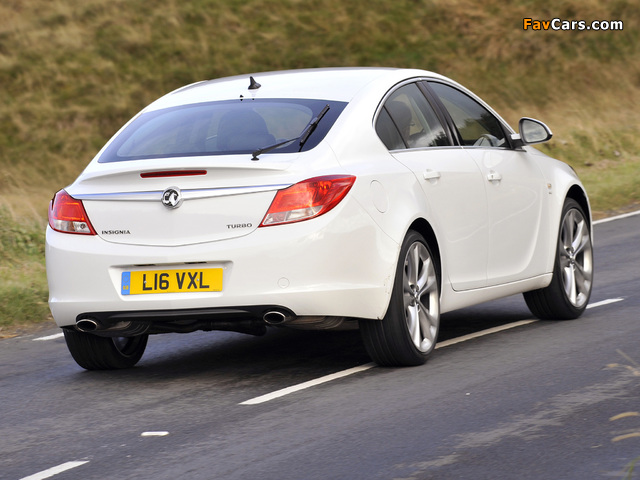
[
  {"x1": 20, "y1": 461, "x2": 89, "y2": 480},
  {"x1": 593, "y1": 209, "x2": 640, "y2": 225},
  {"x1": 239, "y1": 363, "x2": 375, "y2": 405},
  {"x1": 434, "y1": 319, "x2": 538, "y2": 349},
  {"x1": 33, "y1": 333, "x2": 64, "y2": 341},
  {"x1": 586, "y1": 297, "x2": 624, "y2": 309},
  {"x1": 141, "y1": 431, "x2": 169, "y2": 437},
  {"x1": 240, "y1": 297, "x2": 625, "y2": 405}
]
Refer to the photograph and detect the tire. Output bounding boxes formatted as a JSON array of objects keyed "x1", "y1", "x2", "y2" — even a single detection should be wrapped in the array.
[
  {"x1": 360, "y1": 231, "x2": 440, "y2": 366},
  {"x1": 63, "y1": 329, "x2": 148, "y2": 370},
  {"x1": 524, "y1": 198, "x2": 594, "y2": 320}
]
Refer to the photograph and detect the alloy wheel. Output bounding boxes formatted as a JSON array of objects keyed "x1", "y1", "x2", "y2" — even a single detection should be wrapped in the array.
[
  {"x1": 559, "y1": 208, "x2": 593, "y2": 308},
  {"x1": 403, "y1": 242, "x2": 440, "y2": 352}
]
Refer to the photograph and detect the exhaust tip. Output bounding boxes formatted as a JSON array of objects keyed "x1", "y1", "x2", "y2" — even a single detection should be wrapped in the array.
[
  {"x1": 263, "y1": 311, "x2": 290, "y2": 325},
  {"x1": 76, "y1": 318, "x2": 99, "y2": 333}
]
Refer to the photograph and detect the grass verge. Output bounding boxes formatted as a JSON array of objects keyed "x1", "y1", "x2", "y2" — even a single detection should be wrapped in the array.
[{"x1": 0, "y1": 213, "x2": 50, "y2": 330}]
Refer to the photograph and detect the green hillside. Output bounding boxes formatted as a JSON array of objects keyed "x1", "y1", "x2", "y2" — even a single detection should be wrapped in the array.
[{"x1": 1, "y1": 0, "x2": 639, "y2": 328}]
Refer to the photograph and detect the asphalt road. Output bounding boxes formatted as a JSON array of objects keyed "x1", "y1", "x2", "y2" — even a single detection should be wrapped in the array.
[{"x1": 1, "y1": 212, "x2": 639, "y2": 480}]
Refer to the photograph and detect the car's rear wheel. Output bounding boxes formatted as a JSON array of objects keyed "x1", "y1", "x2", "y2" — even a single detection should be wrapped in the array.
[
  {"x1": 63, "y1": 329, "x2": 148, "y2": 370},
  {"x1": 360, "y1": 231, "x2": 440, "y2": 366},
  {"x1": 524, "y1": 198, "x2": 593, "y2": 319}
]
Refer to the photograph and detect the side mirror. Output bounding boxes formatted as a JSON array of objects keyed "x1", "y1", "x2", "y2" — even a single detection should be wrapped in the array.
[{"x1": 512, "y1": 117, "x2": 553, "y2": 147}]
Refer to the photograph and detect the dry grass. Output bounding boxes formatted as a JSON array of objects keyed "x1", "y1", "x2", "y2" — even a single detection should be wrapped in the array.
[{"x1": 0, "y1": 0, "x2": 638, "y2": 325}]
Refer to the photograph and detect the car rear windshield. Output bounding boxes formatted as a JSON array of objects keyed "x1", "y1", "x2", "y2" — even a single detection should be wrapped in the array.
[{"x1": 98, "y1": 99, "x2": 347, "y2": 163}]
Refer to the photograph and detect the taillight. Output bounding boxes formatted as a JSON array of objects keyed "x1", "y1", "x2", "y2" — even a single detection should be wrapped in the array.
[
  {"x1": 48, "y1": 190, "x2": 96, "y2": 235},
  {"x1": 260, "y1": 175, "x2": 356, "y2": 227}
]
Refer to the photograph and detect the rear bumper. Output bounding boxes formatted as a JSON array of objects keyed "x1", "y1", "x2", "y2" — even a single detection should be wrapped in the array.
[{"x1": 46, "y1": 198, "x2": 399, "y2": 328}]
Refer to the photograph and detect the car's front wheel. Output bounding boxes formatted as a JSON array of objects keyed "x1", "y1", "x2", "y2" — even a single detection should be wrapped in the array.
[
  {"x1": 524, "y1": 198, "x2": 593, "y2": 319},
  {"x1": 63, "y1": 329, "x2": 148, "y2": 370},
  {"x1": 360, "y1": 231, "x2": 440, "y2": 366}
]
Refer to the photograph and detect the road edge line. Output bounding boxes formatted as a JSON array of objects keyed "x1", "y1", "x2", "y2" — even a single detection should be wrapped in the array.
[{"x1": 594, "y1": 209, "x2": 640, "y2": 225}]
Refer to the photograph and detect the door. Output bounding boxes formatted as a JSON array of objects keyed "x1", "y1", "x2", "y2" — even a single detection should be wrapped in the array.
[
  {"x1": 428, "y1": 81, "x2": 548, "y2": 285},
  {"x1": 376, "y1": 82, "x2": 490, "y2": 290}
]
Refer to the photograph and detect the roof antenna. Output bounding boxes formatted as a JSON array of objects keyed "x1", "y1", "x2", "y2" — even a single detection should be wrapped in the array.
[{"x1": 248, "y1": 76, "x2": 261, "y2": 90}]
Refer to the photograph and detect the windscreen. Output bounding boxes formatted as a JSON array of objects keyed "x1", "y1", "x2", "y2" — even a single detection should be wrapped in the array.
[{"x1": 98, "y1": 99, "x2": 347, "y2": 162}]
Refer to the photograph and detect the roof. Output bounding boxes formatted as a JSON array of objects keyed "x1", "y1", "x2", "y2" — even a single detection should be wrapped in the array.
[{"x1": 146, "y1": 67, "x2": 443, "y2": 111}]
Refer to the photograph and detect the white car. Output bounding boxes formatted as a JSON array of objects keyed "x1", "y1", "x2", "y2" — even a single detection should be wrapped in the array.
[{"x1": 46, "y1": 67, "x2": 593, "y2": 370}]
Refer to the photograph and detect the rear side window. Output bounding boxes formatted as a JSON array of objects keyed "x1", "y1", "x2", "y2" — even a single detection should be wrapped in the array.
[
  {"x1": 98, "y1": 99, "x2": 346, "y2": 162},
  {"x1": 376, "y1": 83, "x2": 450, "y2": 150},
  {"x1": 375, "y1": 108, "x2": 405, "y2": 150},
  {"x1": 428, "y1": 82, "x2": 507, "y2": 147}
]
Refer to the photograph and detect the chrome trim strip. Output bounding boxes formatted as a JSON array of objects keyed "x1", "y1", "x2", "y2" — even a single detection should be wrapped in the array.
[{"x1": 73, "y1": 184, "x2": 292, "y2": 201}]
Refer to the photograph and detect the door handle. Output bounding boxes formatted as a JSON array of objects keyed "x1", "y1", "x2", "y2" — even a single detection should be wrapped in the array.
[
  {"x1": 423, "y1": 170, "x2": 441, "y2": 180},
  {"x1": 487, "y1": 170, "x2": 502, "y2": 182}
]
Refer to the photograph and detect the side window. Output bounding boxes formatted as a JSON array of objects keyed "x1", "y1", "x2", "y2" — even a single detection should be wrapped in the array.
[
  {"x1": 376, "y1": 83, "x2": 449, "y2": 150},
  {"x1": 429, "y1": 82, "x2": 507, "y2": 147},
  {"x1": 375, "y1": 108, "x2": 405, "y2": 150}
]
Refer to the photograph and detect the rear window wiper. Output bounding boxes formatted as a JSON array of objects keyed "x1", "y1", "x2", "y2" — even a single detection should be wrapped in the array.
[{"x1": 252, "y1": 104, "x2": 330, "y2": 161}]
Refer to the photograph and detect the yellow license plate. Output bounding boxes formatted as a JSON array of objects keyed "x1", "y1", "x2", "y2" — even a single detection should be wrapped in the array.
[{"x1": 121, "y1": 268, "x2": 223, "y2": 295}]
